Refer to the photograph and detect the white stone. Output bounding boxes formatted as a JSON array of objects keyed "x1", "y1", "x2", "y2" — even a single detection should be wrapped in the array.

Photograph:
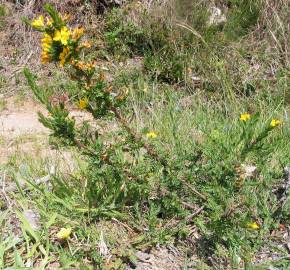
[{"x1": 208, "y1": 7, "x2": 226, "y2": 26}]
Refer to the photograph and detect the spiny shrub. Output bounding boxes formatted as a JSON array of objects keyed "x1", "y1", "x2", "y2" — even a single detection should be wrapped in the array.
[
  {"x1": 23, "y1": 3, "x2": 286, "y2": 264},
  {"x1": 23, "y1": 4, "x2": 168, "y2": 217},
  {"x1": 104, "y1": 8, "x2": 148, "y2": 57}
]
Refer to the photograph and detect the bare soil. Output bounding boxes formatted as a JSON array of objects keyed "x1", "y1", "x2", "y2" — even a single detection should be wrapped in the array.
[{"x1": 0, "y1": 97, "x2": 82, "y2": 174}]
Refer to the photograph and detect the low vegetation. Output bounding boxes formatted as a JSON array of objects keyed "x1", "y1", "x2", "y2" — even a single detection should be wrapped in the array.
[{"x1": 0, "y1": 0, "x2": 289, "y2": 269}]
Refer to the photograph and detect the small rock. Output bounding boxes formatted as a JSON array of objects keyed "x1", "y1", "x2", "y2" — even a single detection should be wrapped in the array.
[
  {"x1": 135, "y1": 250, "x2": 151, "y2": 261},
  {"x1": 99, "y1": 231, "x2": 109, "y2": 257},
  {"x1": 208, "y1": 7, "x2": 226, "y2": 26},
  {"x1": 23, "y1": 209, "x2": 41, "y2": 231},
  {"x1": 241, "y1": 164, "x2": 257, "y2": 179}
]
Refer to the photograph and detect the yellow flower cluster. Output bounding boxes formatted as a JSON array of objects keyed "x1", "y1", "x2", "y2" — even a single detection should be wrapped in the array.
[
  {"x1": 32, "y1": 15, "x2": 44, "y2": 28},
  {"x1": 59, "y1": 47, "x2": 70, "y2": 67},
  {"x1": 71, "y1": 60, "x2": 96, "y2": 72},
  {"x1": 32, "y1": 15, "x2": 54, "y2": 29},
  {"x1": 239, "y1": 114, "x2": 283, "y2": 128},
  {"x1": 270, "y1": 119, "x2": 282, "y2": 127},
  {"x1": 78, "y1": 98, "x2": 89, "y2": 110},
  {"x1": 56, "y1": 227, "x2": 72, "y2": 240},
  {"x1": 31, "y1": 14, "x2": 85, "y2": 67},
  {"x1": 81, "y1": 41, "x2": 92, "y2": 48},
  {"x1": 247, "y1": 221, "x2": 260, "y2": 230},
  {"x1": 41, "y1": 33, "x2": 53, "y2": 64},
  {"x1": 53, "y1": 26, "x2": 71, "y2": 45},
  {"x1": 72, "y1": 27, "x2": 84, "y2": 42},
  {"x1": 240, "y1": 113, "x2": 251, "y2": 121},
  {"x1": 146, "y1": 131, "x2": 158, "y2": 139}
]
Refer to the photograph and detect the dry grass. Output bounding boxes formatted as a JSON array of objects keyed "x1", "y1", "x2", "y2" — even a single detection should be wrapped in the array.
[{"x1": 250, "y1": 0, "x2": 290, "y2": 67}]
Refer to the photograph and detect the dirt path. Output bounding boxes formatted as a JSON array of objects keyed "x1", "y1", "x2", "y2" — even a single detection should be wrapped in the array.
[
  {"x1": 0, "y1": 97, "x2": 81, "y2": 174},
  {"x1": 0, "y1": 97, "x2": 46, "y2": 162},
  {"x1": 0, "y1": 98, "x2": 48, "y2": 137}
]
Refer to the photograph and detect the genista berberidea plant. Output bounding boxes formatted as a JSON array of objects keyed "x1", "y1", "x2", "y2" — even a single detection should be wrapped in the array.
[
  {"x1": 24, "y1": 3, "x2": 167, "y2": 214},
  {"x1": 23, "y1": 3, "x2": 286, "y2": 266}
]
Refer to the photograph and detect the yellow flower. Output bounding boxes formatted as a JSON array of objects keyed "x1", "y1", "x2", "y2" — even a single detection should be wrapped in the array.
[
  {"x1": 78, "y1": 98, "x2": 88, "y2": 109},
  {"x1": 40, "y1": 34, "x2": 53, "y2": 64},
  {"x1": 42, "y1": 42, "x2": 51, "y2": 52},
  {"x1": 32, "y1": 15, "x2": 44, "y2": 28},
  {"x1": 59, "y1": 47, "x2": 70, "y2": 67},
  {"x1": 81, "y1": 41, "x2": 92, "y2": 48},
  {"x1": 72, "y1": 27, "x2": 84, "y2": 41},
  {"x1": 53, "y1": 26, "x2": 71, "y2": 45},
  {"x1": 270, "y1": 119, "x2": 282, "y2": 127},
  {"x1": 146, "y1": 131, "x2": 158, "y2": 139},
  {"x1": 41, "y1": 33, "x2": 52, "y2": 45},
  {"x1": 240, "y1": 113, "x2": 251, "y2": 121},
  {"x1": 247, "y1": 222, "x2": 260, "y2": 230},
  {"x1": 56, "y1": 227, "x2": 72, "y2": 240},
  {"x1": 99, "y1": 72, "x2": 105, "y2": 81},
  {"x1": 74, "y1": 61, "x2": 85, "y2": 70},
  {"x1": 86, "y1": 62, "x2": 96, "y2": 71},
  {"x1": 41, "y1": 52, "x2": 51, "y2": 64}
]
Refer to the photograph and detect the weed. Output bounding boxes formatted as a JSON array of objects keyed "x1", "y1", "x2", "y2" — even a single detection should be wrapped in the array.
[
  {"x1": 104, "y1": 8, "x2": 148, "y2": 58},
  {"x1": 224, "y1": 0, "x2": 262, "y2": 40},
  {"x1": 0, "y1": 76, "x2": 6, "y2": 90},
  {"x1": 144, "y1": 48, "x2": 189, "y2": 84},
  {"x1": 0, "y1": 99, "x2": 7, "y2": 111},
  {"x1": 0, "y1": 4, "x2": 6, "y2": 30}
]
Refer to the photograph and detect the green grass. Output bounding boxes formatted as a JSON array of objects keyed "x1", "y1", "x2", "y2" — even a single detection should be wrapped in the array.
[
  {"x1": 2, "y1": 75, "x2": 288, "y2": 268},
  {"x1": 1, "y1": 0, "x2": 290, "y2": 269},
  {"x1": 0, "y1": 4, "x2": 6, "y2": 30},
  {"x1": 223, "y1": 0, "x2": 262, "y2": 40},
  {"x1": 0, "y1": 99, "x2": 7, "y2": 111}
]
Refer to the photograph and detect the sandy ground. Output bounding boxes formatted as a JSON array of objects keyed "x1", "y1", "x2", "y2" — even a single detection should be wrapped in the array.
[
  {"x1": 0, "y1": 97, "x2": 84, "y2": 174},
  {"x1": 0, "y1": 97, "x2": 47, "y2": 162}
]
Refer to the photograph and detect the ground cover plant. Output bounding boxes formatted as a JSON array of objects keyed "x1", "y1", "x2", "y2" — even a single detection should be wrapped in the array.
[{"x1": 0, "y1": 0, "x2": 289, "y2": 269}]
